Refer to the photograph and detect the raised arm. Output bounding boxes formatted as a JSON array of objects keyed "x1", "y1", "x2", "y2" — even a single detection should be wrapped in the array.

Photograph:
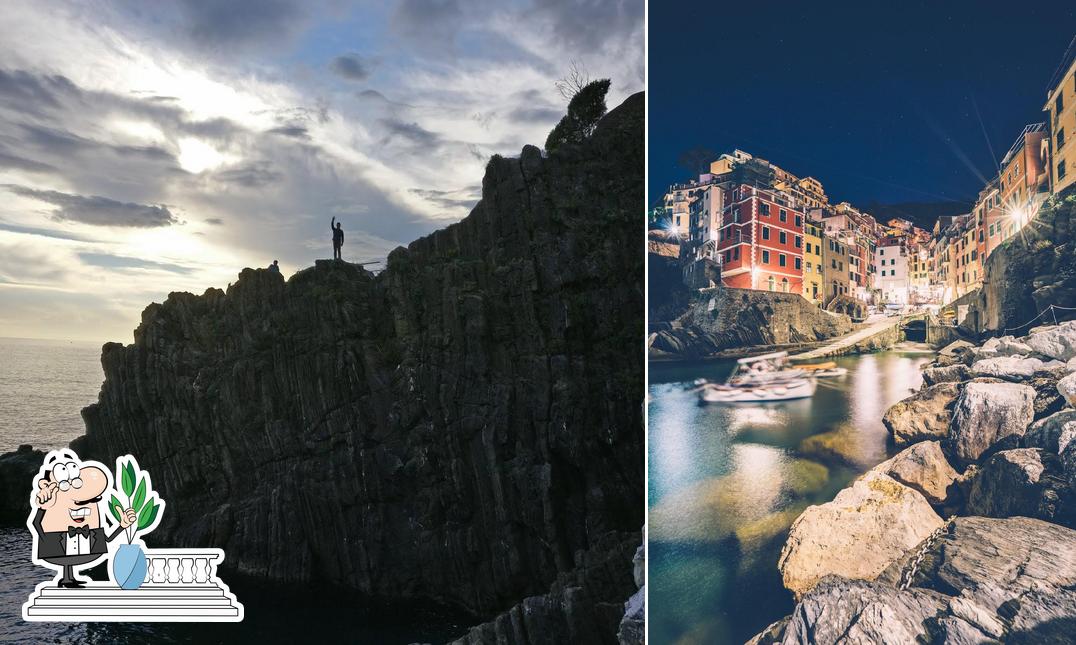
[{"x1": 331, "y1": 216, "x2": 336, "y2": 231}]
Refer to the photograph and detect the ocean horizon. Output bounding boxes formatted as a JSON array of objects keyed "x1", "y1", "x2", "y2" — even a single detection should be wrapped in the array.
[{"x1": 0, "y1": 337, "x2": 105, "y2": 455}]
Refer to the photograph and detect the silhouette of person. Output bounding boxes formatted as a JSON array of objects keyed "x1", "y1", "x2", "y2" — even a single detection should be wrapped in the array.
[
  {"x1": 268, "y1": 260, "x2": 280, "y2": 274},
  {"x1": 331, "y1": 217, "x2": 344, "y2": 260}
]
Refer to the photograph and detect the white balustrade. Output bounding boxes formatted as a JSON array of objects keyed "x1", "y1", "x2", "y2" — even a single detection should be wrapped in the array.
[{"x1": 141, "y1": 549, "x2": 223, "y2": 586}]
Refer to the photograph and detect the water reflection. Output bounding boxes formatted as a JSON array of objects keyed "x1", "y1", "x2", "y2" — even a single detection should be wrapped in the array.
[{"x1": 648, "y1": 351, "x2": 932, "y2": 644}]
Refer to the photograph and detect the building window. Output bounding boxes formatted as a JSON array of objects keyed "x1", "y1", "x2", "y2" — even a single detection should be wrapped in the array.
[
  {"x1": 779, "y1": 231, "x2": 787, "y2": 244},
  {"x1": 762, "y1": 250, "x2": 770, "y2": 263},
  {"x1": 768, "y1": 276, "x2": 775, "y2": 291},
  {"x1": 1057, "y1": 94, "x2": 1064, "y2": 115},
  {"x1": 806, "y1": 261, "x2": 812, "y2": 271},
  {"x1": 782, "y1": 277, "x2": 789, "y2": 292},
  {"x1": 760, "y1": 203, "x2": 771, "y2": 216},
  {"x1": 795, "y1": 215, "x2": 802, "y2": 227},
  {"x1": 779, "y1": 209, "x2": 787, "y2": 222},
  {"x1": 880, "y1": 248, "x2": 885, "y2": 256},
  {"x1": 733, "y1": 247, "x2": 740, "y2": 260},
  {"x1": 831, "y1": 259, "x2": 837, "y2": 269},
  {"x1": 1060, "y1": 159, "x2": 1068, "y2": 180},
  {"x1": 795, "y1": 235, "x2": 802, "y2": 248},
  {"x1": 779, "y1": 254, "x2": 787, "y2": 267},
  {"x1": 881, "y1": 270, "x2": 886, "y2": 277},
  {"x1": 762, "y1": 226, "x2": 770, "y2": 240}
]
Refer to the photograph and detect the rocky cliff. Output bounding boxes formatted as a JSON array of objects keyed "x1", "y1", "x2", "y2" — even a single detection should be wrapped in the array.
[
  {"x1": 648, "y1": 287, "x2": 852, "y2": 360},
  {"x1": 975, "y1": 192, "x2": 1076, "y2": 333},
  {"x1": 69, "y1": 93, "x2": 644, "y2": 639}
]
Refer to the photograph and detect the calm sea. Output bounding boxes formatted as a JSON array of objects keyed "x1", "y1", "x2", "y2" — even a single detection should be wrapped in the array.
[
  {"x1": 0, "y1": 337, "x2": 470, "y2": 643},
  {"x1": 0, "y1": 337, "x2": 104, "y2": 454}
]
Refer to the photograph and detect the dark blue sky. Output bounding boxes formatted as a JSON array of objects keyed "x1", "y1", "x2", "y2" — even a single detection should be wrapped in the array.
[{"x1": 649, "y1": 1, "x2": 1076, "y2": 209}]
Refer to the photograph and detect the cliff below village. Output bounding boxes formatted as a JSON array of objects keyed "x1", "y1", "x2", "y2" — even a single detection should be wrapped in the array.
[
  {"x1": 973, "y1": 192, "x2": 1076, "y2": 334},
  {"x1": 648, "y1": 287, "x2": 852, "y2": 360},
  {"x1": 46, "y1": 92, "x2": 644, "y2": 641}
]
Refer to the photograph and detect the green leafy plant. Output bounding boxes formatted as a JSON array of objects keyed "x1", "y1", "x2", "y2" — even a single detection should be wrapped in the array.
[{"x1": 109, "y1": 459, "x2": 162, "y2": 542}]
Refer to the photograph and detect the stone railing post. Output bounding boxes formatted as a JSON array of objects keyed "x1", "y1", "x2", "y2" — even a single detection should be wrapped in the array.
[{"x1": 143, "y1": 549, "x2": 223, "y2": 586}]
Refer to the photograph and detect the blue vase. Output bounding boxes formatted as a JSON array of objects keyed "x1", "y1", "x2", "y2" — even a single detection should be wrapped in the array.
[{"x1": 113, "y1": 543, "x2": 147, "y2": 590}]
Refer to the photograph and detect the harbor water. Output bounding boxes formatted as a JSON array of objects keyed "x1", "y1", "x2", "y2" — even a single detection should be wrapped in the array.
[{"x1": 648, "y1": 349, "x2": 933, "y2": 644}]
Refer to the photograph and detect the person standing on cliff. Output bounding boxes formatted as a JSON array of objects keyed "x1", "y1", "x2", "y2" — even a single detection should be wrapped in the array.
[{"x1": 331, "y1": 216, "x2": 344, "y2": 260}]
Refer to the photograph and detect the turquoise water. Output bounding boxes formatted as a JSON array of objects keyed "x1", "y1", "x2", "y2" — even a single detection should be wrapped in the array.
[{"x1": 648, "y1": 350, "x2": 933, "y2": 644}]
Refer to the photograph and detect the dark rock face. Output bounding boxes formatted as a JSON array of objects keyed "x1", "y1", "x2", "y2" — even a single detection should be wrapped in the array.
[
  {"x1": 0, "y1": 445, "x2": 44, "y2": 523},
  {"x1": 648, "y1": 288, "x2": 851, "y2": 360},
  {"x1": 448, "y1": 533, "x2": 638, "y2": 645},
  {"x1": 72, "y1": 93, "x2": 644, "y2": 634},
  {"x1": 975, "y1": 194, "x2": 1076, "y2": 333},
  {"x1": 966, "y1": 449, "x2": 1073, "y2": 526}
]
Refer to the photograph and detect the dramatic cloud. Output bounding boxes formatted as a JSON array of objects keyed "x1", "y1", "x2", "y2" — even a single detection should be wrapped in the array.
[
  {"x1": 3, "y1": 185, "x2": 178, "y2": 227},
  {"x1": 329, "y1": 54, "x2": 371, "y2": 81},
  {"x1": 172, "y1": 0, "x2": 309, "y2": 50},
  {"x1": 0, "y1": 0, "x2": 642, "y2": 342}
]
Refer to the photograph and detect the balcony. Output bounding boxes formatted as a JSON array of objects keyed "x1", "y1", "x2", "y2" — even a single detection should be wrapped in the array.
[{"x1": 23, "y1": 548, "x2": 244, "y2": 621}]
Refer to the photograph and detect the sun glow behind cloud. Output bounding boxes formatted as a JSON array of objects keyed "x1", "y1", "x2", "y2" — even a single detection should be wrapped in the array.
[{"x1": 0, "y1": 0, "x2": 643, "y2": 342}]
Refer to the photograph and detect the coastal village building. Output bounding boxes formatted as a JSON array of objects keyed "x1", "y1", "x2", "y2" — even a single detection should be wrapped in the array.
[
  {"x1": 1045, "y1": 35, "x2": 1076, "y2": 195},
  {"x1": 686, "y1": 182, "x2": 725, "y2": 261},
  {"x1": 803, "y1": 216, "x2": 824, "y2": 304},
  {"x1": 820, "y1": 228, "x2": 852, "y2": 302},
  {"x1": 875, "y1": 236, "x2": 909, "y2": 304},
  {"x1": 715, "y1": 184, "x2": 806, "y2": 294}
]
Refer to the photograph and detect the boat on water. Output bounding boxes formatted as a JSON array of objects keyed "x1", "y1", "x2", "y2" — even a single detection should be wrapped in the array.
[
  {"x1": 696, "y1": 352, "x2": 817, "y2": 403},
  {"x1": 794, "y1": 361, "x2": 848, "y2": 378}
]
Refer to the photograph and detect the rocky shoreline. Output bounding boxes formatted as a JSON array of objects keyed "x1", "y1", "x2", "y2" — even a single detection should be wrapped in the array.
[{"x1": 749, "y1": 320, "x2": 1076, "y2": 644}]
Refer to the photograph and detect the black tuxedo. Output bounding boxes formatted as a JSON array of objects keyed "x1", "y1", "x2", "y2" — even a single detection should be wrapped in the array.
[{"x1": 32, "y1": 508, "x2": 122, "y2": 585}]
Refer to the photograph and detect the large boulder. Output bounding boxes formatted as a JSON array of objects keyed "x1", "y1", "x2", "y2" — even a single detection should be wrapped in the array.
[
  {"x1": 777, "y1": 577, "x2": 948, "y2": 645},
  {"x1": 921, "y1": 364, "x2": 970, "y2": 386},
  {"x1": 1023, "y1": 409, "x2": 1076, "y2": 453},
  {"x1": 970, "y1": 355, "x2": 1046, "y2": 380},
  {"x1": 1024, "y1": 321, "x2": 1076, "y2": 361},
  {"x1": 883, "y1": 382, "x2": 960, "y2": 447},
  {"x1": 947, "y1": 381, "x2": 1035, "y2": 463},
  {"x1": 869, "y1": 440, "x2": 959, "y2": 505},
  {"x1": 770, "y1": 518, "x2": 1076, "y2": 645},
  {"x1": 965, "y1": 448, "x2": 1072, "y2": 525},
  {"x1": 0, "y1": 445, "x2": 44, "y2": 524},
  {"x1": 777, "y1": 472, "x2": 943, "y2": 598}
]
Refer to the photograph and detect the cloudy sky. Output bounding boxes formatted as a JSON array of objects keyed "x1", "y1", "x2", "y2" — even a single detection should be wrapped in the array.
[{"x1": 0, "y1": 0, "x2": 643, "y2": 342}]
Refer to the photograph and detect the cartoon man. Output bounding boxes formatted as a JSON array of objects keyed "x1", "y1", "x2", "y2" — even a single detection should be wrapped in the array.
[{"x1": 30, "y1": 450, "x2": 137, "y2": 588}]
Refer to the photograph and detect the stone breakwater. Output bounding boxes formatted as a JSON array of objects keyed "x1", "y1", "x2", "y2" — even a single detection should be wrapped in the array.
[
  {"x1": 750, "y1": 320, "x2": 1076, "y2": 644},
  {"x1": 2, "y1": 93, "x2": 645, "y2": 643}
]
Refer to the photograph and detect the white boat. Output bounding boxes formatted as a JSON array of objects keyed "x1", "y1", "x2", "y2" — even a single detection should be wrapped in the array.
[
  {"x1": 696, "y1": 352, "x2": 818, "y2": 403},
  {"x1": 698, "y1": 378, "x2": 816, "y2": 403}
]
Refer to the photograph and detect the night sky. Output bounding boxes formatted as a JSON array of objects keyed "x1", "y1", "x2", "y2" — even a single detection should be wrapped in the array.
[{"x1": 649, "y1": 1, "x2": 1076, "y2": 214}]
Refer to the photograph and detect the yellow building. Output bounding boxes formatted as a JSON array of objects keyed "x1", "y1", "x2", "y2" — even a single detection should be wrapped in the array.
[
  {"x1": 1045, "y1": 35, "x2": 1076, "y2": 195},
  {"x1": 802, "y1": 216, "x2": 824, "y2": 304}
]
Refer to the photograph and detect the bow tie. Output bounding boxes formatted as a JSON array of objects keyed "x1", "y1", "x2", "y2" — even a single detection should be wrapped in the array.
[{"x1": 67, "y1": 526, "x2": 91, "y2": 537}]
